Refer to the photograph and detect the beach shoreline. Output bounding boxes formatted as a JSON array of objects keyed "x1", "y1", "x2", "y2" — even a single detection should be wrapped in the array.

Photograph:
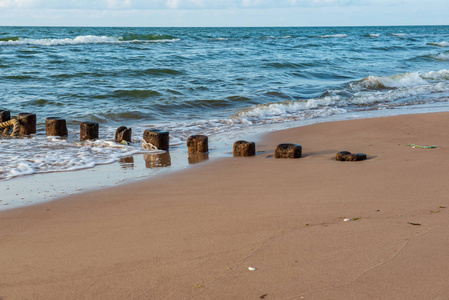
[
  {"x1": 2, "y1": 103, "x2": 449, "y2": 212},
  {"x1": 1, "y1": 111, "x2": 449, "y2": 299}
]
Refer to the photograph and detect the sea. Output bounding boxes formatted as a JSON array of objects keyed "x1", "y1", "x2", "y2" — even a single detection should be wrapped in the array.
[{"x1": 1, "y1": 25, "x2": 449, "y2": 183}]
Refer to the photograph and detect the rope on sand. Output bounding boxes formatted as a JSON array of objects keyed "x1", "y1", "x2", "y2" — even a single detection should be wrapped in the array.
[
  {"x1": 0, "y1": 119, "x2": 20, "y2": 136},
  {"x1": 142, "y1": 139, "x2": 158, "y2": 150}
]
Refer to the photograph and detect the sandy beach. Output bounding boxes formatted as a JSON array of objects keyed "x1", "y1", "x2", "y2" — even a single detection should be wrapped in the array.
[{"x1": 1, "y1": 112, "x2": 449, "y2": 299}]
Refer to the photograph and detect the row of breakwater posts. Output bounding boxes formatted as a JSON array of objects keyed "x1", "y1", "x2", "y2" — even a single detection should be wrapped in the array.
[{"x1": 0, "y1": 109, "x2": 367, "y2": 161}]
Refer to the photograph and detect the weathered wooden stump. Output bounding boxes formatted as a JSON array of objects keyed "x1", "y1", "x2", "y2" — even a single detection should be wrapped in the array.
[
  {"x1": 0, "y1": 110, "x2": 11, "y2": 135},
  {"x1": 335, "y1": 151, "x2": 367, "y2": 161},
  {"x1": 80, "y1": 121, "x2": 99, "y2": 141},
  {"x1": 335, "y1": 151, "x2": 351, "y2": 161},
  {"x1": 0, "y1": 110, "x2": 10, "y2": 123},
  {"x1": 115, "y1": 126, "x2": 132, "y2": 143},
  {"x1": 143, "y1": 129, "x2": 169, "y2": 150},
  {"x1": 275, "y1": 143, "x2": 302, "y2": 159},
  {"x1": 233, "y1": 140, "x2": 256, "y2": 157},
  {"x1": 17, "y1": 113, "x2": 36, "y2": 135},
  {"x1": 188, "y1": 153, "x2": 209, "y2": 164},
  {"x1": 45, "y1": 117, "x2": 68, "y2": 137},
  {"x1": 187, "y1": 135, "x2": 208, "y2": 154},
  {"x1": 144, "y1": 152, "x2": 171, "y2": 168}
]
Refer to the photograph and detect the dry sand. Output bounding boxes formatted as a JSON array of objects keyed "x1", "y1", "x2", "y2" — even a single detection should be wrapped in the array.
[{"x1": 1, "y1": 112, "x2": 449, "y2": 299}]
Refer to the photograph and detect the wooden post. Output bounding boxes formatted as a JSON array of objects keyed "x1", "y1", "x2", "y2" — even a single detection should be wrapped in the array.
[
  {"x1": 80, "y1": 121, "x2": 99, "y2": 141},
  {"x1": 143, "y1": 152, "x2": 171, "y2": 168},
  {"x1": 0, "y1": 110, "x2": 10, "y2": 123},
  {"x1": 335, "y1": 151, "x2": 367, "y2": 161},
  {"x1": 275, "y1": 143, "x2": 302, "y2": 158},
  {"x1": 0, "y1": 110, "x2": 11, "y2": 135},
  {"x1": 335, "y1": 151, "x2": 351, "y2": 161},
  {"x1": 45, "y1": 117, "x2": 68, "y2": 137},
  {"x1": 187, "y1": 135, "x2": 208, "y2": 154},
  {"x1": 17, "y1": 113, "x2": 36, "y2": 135},
  {"x1": 115, "y1": 126, "x2": 132, "y2": 143},
  {"x1": 233, "y1": 140, "x2": 256, "y2": 157},
  {"x1": 143, "y1": 129, "x2": 169, "y2": 150}
]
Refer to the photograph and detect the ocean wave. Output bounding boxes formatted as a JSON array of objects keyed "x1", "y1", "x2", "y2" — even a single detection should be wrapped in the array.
[
  {"x1": 427, "y1": 41, "x2": 449, "y2": 47},
  {"x1": 235, "y1": 69, "x2": 449, "y2": 123},
  {"x1": 119, "y1": 34, "x2": 177, "y2": 41},
  {"x1": 0, "y1": 35, "x2": 180, "y2": 46},
  {"x1": 264, "y1": 36, "x2": 293, "y2": 39},
  {"x1": 0, "y1": 136, "x2": 149, "y2": 180},
  {"x1": 130, "y1": 68, "x2": 184, "y2": 76},
  {"x1": 264, "y1": 62, "x2": 307, "y2": 69},
  {"x1": 355, "y1": 69, "x2": 449, "y2": 89},
  {"x1": 0, "y1": 36, "x2": 20, "y2": 42},
  {"x1": 208, "y1": 38, "x2": 229, "y2": 41},
  {"x1": 319, "y1": 34, "x2": 347, "y2": 38},
  {"x1": 390, "y1": 33, "x2": 407, "y2": 37},
  {"x1": 364, "y1": 34, "x2": 380, "y2": 38},
  {"x1": 429, "y1": 53, "x2": 449, "y2": 61},
  {"x1": 112, "y1": 89, "x2": 162, "y2": 99}
]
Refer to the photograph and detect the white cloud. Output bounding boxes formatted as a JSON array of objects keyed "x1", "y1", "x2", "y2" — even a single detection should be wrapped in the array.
[
  {"x1": 0, "y1": 0, "x2": 36, "y2": 8},
  {"x1": 0, "y1": 0, "x2": 430, "y2": 10},
  {"x1": 166, "y1": 0, "x2": 178, "y2": 9},
  {"x1": 0, "y1": 0, "x2": 379, "y2": 9}
]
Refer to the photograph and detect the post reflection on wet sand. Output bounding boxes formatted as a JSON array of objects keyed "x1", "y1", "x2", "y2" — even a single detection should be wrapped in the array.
[
  {"x1": 188, "y1": 153, "x2": 209, "y2": 164},
  {"x1": 143, "y1": 151, "x2": 171, "y2": 168},
  {"x1": 119, "y1": 156, "x2": 134, "y2": 169}
]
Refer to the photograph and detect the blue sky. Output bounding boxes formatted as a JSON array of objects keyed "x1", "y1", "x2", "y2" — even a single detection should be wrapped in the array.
[{"x1": 0, "y1": 0, "x2": 448, "y2": 27}]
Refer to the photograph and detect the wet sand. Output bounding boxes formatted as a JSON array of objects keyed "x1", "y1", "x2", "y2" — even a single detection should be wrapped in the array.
[{"x1": 1, "y1": 112, "x2": 449, "y2": 299}]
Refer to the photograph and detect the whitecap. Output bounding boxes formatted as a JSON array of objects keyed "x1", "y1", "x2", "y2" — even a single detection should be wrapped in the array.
[
  {"x1": 354, "y1": 70, "x2": 449, "y2": 90},
  {"x1": 320, "y1": 34, "x2": 347, "y2": 38},
  {"x1": 430, "y1": 53, "x2": 449, "y2": 61},
  {"x1": 0, "y1": 35, "x2": 180, "y2": 46},
  {"x1": 428, "y1": 41, "x2": 449, "y2": 47},
  {"x1": 391, "y1": 33, "x2": 407, "y2": 37}
]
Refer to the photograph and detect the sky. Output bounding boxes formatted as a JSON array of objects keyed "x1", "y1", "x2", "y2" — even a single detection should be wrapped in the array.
[{"x1": 0, "y1": 0, "x2": 448, "y2": 27}]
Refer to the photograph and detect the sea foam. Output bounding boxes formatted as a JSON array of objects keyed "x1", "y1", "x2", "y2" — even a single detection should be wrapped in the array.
[{"x1": 235, "y1": 69, "x2": 449, "y2": 125}]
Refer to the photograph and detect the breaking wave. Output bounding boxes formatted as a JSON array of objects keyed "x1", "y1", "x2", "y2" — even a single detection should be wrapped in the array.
[
  {"x1": 428, "y1": 41, "x2": 449, "y2": 47},
  {"x1": 0, "y1": 35, "x2": 180, "y2": 46},
  {"x1": 391, "y1": 33, "x2": 407, "y2": 37},
  {"x1": 235, "y1": 70, "x2": 449, "y2": 123},
  {"x1": 429, "y1": 53, "x2": 449, "y2": 61},
  {"x1": 356, "y1": 70, "x2": 449, "y2": 89},
  {"x1": 319, "y1": 34, "x2": 347, "y2": 38}
]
